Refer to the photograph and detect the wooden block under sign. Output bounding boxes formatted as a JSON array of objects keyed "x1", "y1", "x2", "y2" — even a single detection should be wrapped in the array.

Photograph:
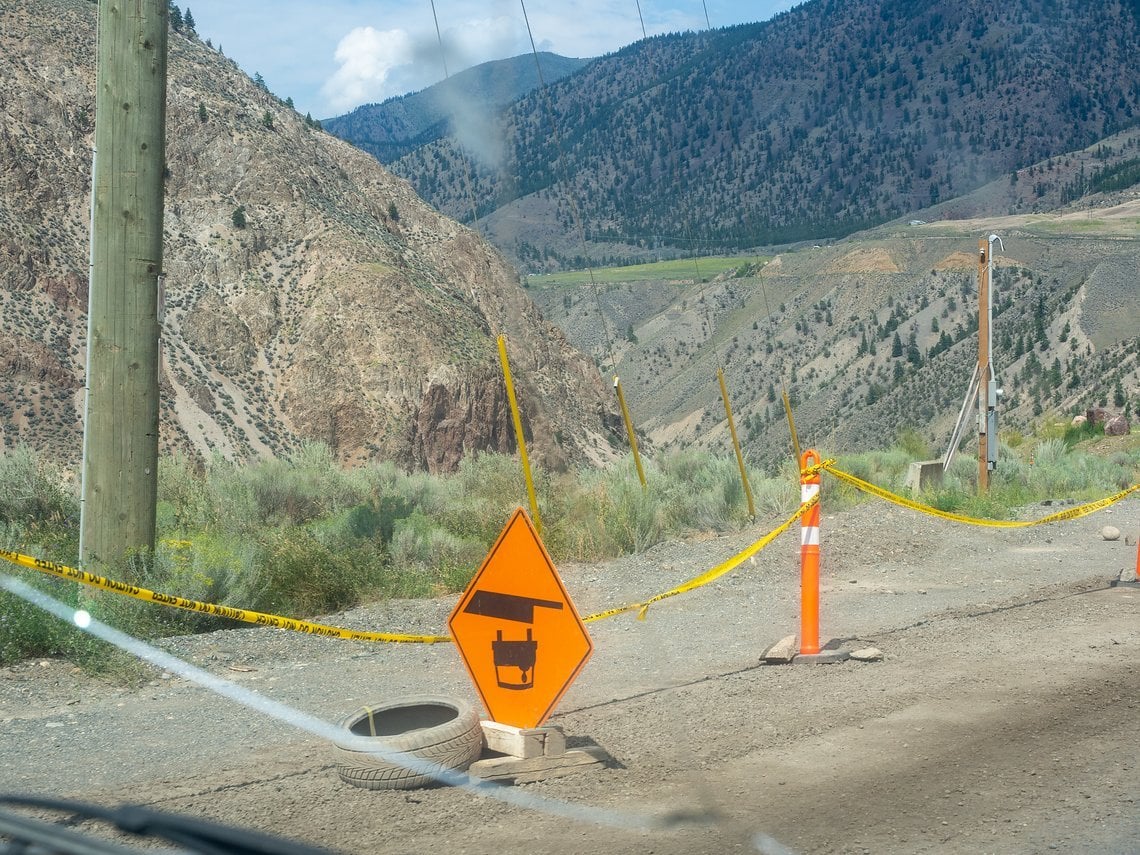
[
  {"x1": 542, "y1": 726, "x2": 566, "y2": 757},
  {"x1": 480, "y1": 721, "x2": 566, "y2": 759},
  {"x1": 467, "y1": 746, "x2": 608, "y2": 785}
]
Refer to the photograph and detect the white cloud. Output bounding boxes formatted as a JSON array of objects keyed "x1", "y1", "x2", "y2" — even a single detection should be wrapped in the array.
[
  {"x1": 321, "y1": 26, "x2": 415, "y2": 112},
  {"x1": 320, "y1": 14, "x2": 533, "y2": 110},
  {"x1": 444, "y1": 15, "x2": 526, "y2": 70}
]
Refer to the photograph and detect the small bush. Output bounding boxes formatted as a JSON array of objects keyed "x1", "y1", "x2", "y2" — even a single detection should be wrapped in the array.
[
  {"x1": 0, "y1": 446, "x2": 78, "y2": 548},
  {"x1": 256, "y1": 530, "x2": 385, "y2": 617},
  {"x1": 749, "y1": 475, "x2": 799, "y2": 517},
  {"x1": 602, "y1": 470, "x2": 663, "y2": 554},
  {"x1": 895, "y1": 427, "x2": 931, "y2": 460},
  {"x1": 388, "y1": 512, "x2": 484, "y2": 594},
  {"x1": 658, "y1": 451, "x2": 748, "y2": 532},
  {"x1": 1062, "y1": 419, "x2": 1104, "y2": 447}
]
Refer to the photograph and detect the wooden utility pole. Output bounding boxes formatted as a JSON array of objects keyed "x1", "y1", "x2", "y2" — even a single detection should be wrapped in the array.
[
  {"x1": 977, "y1": 237, "x2": 991, "y2": 493},
  {"x1": 79, "y1": 0, "x2": 168, "y2": 569}
]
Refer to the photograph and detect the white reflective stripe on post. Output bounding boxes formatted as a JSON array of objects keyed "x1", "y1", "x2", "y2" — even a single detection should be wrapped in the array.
[{"x1": 801, "y1": 482, "x2": 820, "y2": 546}]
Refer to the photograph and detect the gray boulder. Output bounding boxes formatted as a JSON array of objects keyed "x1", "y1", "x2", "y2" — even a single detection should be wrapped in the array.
[{"x1": 1104, "y1": 414, "x2": 1130, "y2": 436}]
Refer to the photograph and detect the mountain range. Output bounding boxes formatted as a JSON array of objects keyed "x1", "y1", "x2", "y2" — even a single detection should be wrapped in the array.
[
  {"x1": 1, "y1": 0, "x2": 1136, "y2": 482},
  {"x1": 328, "y1": 0, "x2": 1140, "y2": 272}
]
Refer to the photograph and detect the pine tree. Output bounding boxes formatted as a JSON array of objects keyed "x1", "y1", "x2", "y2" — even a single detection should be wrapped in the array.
[
  {"x1": 1113, "y1": 381, "x2": 1126, "y2": 407},
  {"x1": 1048, "y1": 357, "x2": 1062, "y2": 389},
  {"x1": 907, "y1": 341, "x2": 922, "y2": 366},
  {"x1": 184, "y1": 7, "x2": 196, "y2": 34},
  {"x1": 169, "y1": 3, "x2": 183, "y2": 32}
]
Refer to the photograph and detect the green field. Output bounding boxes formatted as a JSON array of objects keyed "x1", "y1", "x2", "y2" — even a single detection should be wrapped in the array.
[
  {"x1": 1024, "y1": 216, "x2": 1140, "y2": 236},
  {"x1": 525, "y1": 255, "x2": 770, "y2": 288}
]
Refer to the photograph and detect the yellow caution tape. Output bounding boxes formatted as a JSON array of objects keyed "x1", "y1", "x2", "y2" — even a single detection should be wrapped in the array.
[
  {"x1": 8, "y1": 466, "x2": 1131, "y2": 643},
  {"x1": 3, "y1": 499, "x2": 812, "y2": 640},
  {"x1": 583, "y1": 497, "x2": 815, "y2": 623},
  {"x1": 0, "y1": 549, "x2": 451, "y2": 644},
  {"x1": 821, "y1": 464, "x2": 1140, "y2": 527},
  {"x1": 802, "y1": 458, "x2": 836, "y2": 478}
]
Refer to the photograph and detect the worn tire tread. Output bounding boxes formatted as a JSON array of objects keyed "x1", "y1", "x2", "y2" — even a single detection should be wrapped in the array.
[{"x1": 333, "y1": 695, "x2": 483, "y2": 790}]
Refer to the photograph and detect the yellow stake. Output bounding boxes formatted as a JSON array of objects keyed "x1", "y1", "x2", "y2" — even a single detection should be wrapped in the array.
[
  {"x1": 614, "y1": 376, "x2": 647, "y2": 489},
  {"x1": 718, "y1": 368, "x2": 756, "y2": 518},
  {"x1": 497, "y1": 335, "x2": 542, "y2": 534}
]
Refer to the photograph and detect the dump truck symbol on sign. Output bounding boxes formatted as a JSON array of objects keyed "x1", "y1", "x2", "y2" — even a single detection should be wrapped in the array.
[{"x1": 449, "y1": 509, "x2": 593, "y2": 728}]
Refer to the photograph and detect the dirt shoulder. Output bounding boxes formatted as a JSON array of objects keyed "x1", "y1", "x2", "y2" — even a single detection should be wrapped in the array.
[{"x1": 2, "y1": 497, "x2": 1138, "y2": 853}]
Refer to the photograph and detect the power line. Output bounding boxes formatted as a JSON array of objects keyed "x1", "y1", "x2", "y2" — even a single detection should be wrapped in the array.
[{"x1": 518, "y1": 0, "x2": 618, "y2": 374}]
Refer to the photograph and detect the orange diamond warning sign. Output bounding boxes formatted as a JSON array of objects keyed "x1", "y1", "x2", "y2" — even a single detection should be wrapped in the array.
[{"x1": 449, "y1": 508, "x2": 593, "y2": 728}]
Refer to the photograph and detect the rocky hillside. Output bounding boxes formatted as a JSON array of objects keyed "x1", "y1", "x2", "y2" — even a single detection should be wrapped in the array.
[
  {"x1": 530, "y1": 159, "x2": 1140, "y2": 470},
  {"x1": 387, "y1": 0, "x2": 1140, "y2": 270},
  {"x1": 0, "y1": 0, "x2": 621, "y2": 473}
]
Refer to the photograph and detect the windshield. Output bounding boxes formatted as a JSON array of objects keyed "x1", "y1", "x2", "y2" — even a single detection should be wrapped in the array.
[{"x1": 4, "y1": 0, "x2": 1140, "y2": 851}]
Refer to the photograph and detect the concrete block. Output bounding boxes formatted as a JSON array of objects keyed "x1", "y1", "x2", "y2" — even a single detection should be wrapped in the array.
[{"x1": 904, "y1": 460, "x2": 944, "y2": 492}]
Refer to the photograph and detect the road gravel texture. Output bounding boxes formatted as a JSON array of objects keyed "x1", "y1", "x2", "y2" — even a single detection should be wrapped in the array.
[{"x1": 2, "y1": 494, "x2": 1138, "y2": 854}]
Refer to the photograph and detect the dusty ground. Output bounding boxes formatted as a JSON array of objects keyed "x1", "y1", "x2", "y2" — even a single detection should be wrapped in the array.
[{"x1": 2, "y1": 495, "x2": 1139, "y2": 854}]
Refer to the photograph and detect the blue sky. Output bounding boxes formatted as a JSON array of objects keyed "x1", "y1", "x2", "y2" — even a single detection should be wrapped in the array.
[{"x1": 184, "y1": 1, "x2": 799, "y2": 120}]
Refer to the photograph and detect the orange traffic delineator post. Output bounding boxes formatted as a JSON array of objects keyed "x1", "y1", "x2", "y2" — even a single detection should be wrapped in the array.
[{"x1": 799, "y1": 449, "x2": 822, "y2": 656}]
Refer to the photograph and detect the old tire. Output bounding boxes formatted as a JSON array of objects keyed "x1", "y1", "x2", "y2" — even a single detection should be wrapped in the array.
[{"x1": 332, "y1": 695, "x2": 483, "y2": 790}]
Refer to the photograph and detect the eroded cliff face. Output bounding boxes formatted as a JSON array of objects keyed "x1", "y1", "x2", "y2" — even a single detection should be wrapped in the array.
[{"x1": 0, "y1": 0, "x2": 620, "y2": 472}]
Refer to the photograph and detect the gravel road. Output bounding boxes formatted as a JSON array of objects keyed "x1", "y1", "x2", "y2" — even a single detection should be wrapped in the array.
[{"x1": 2, "y1": 494, "x2": 1138, "y2": 854}]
